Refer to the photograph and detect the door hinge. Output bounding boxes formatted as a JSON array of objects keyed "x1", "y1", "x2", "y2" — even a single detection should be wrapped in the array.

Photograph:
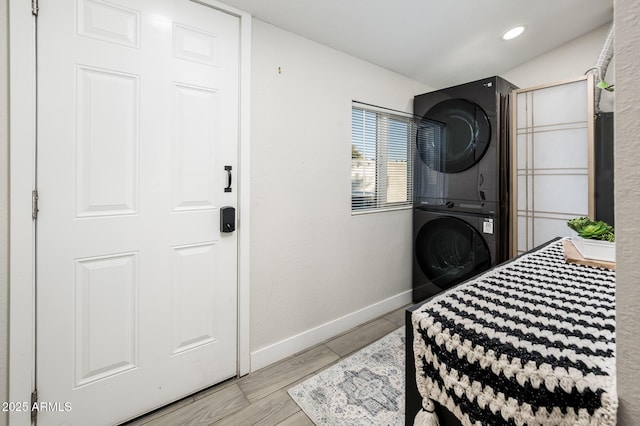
[
  {"x1": 32, "y1": 0, "x2": 38, "y2": 16},
  {"x1": 31, "y1": 389, "x2": 38, "y2": 420},
  {"x1": 32, "y1": 190, "x2": 39, "y2": 220}
]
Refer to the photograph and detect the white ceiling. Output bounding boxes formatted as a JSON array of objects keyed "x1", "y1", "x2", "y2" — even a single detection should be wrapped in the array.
[{"x1": 220, "y1": 0, "x2": 614, "y2": 88}]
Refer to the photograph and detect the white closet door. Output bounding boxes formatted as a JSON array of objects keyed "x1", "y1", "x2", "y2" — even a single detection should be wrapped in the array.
[
  {"x1": 36, "y1": 1, "x2": 240, "y2": 424},
  {"x1": 512, "y1": 76, "x2": 594, "y2": 255}
]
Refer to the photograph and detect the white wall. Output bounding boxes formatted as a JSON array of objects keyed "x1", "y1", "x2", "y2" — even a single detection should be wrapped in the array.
[
  {"x1": 613, "y1": 0, "x2": 640, "y2": 422},
  {"x1": 502, "y1": 23, "x2": 615, "y2": 112},
  {"x1": 0, "y1": 0, "x2": 8, "y2": 424},
  {"x1": 249, "y1": 19, "x2": 431, "y2": 368}
]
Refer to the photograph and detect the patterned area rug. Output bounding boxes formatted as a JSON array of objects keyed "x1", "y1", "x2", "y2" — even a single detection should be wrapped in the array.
[{"x1": 288, "y1": 328, "x2": 405, "y2": 426}]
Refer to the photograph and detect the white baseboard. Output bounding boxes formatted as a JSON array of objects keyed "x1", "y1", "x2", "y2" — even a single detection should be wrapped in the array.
[{"x1": 249, "y1": 289, "x2": 412, "y2": 372}]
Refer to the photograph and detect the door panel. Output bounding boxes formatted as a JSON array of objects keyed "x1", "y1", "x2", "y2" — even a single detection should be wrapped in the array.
[
  {"x1": 74, "y1": 252, "x2": 138, "y2": 387},
  {"x1": 36, "y1": 0, "x2": 240, "y2": 424},
  {"x1": 513, "y1": 78, "x2": 592, "y2": 255},
  {"x1": 75, "y1": 66, "x2": 139, "y2": 217}
]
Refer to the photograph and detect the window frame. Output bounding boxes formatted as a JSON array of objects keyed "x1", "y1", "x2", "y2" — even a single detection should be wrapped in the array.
[{"x1": 351, "y1": 102, "x2": 415, "y2": 214}]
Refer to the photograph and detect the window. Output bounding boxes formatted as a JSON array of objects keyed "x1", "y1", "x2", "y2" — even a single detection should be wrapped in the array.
[{"x1": 351, "y1": 102, "x2": 415, "y2": 212}]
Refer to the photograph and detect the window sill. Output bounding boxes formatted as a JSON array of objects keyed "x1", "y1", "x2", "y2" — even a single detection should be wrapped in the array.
[{"x1": 351, "y1": 205, "x2": 412, "y2": 216}]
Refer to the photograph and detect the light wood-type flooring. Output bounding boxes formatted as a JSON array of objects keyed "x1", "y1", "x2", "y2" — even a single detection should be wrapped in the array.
[{"x1": 123, "y1": 305, "x2": 408, "y2": 426}]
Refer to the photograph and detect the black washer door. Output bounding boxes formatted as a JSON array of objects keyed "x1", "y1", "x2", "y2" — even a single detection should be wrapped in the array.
[
  {"x1": 417, "y1": 99, "x2": 491, "y2": 173},
  {"x1": 415, "y1": 217, "x2": 491, "y2": 289}
]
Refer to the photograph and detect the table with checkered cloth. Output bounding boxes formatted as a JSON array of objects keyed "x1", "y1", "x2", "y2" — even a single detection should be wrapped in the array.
[{"x1": 411, "y1": 238, "x2": 617, "y2": 426}]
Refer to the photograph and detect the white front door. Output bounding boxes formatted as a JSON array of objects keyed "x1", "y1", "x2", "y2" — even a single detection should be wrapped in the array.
[{"x1": 36, "y1": 0, "x2": 239, "y2": 424}]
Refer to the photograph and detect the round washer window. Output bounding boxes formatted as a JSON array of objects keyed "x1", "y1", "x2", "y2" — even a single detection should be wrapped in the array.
[
  {"x1": 415, "y1": 216, "x2": 491, "y2": 289},
  {"x1": 416, "y1": 99, "x2": 491, "y2": 173}
]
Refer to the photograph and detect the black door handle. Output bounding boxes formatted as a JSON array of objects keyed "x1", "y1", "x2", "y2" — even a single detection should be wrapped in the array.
[{"x1": 224, "y1": 165, "x2": 232, "y2": 193}]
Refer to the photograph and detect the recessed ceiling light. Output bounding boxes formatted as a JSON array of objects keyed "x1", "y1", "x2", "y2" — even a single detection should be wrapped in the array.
[{"x1": 502, "y1": 26, "x2": 526, "y2": 40}]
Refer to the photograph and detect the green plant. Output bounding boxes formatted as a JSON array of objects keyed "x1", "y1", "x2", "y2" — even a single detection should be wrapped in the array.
[{"x1": 567, "y1": 217, "x2": 615, "y2": 242}]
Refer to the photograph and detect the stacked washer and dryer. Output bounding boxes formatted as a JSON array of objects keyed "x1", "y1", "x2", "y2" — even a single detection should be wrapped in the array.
[{"x1": 412, "y1": 77, "x2": 517, "y2": 302}]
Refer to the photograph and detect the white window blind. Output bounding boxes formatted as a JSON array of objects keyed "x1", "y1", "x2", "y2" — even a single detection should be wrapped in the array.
[{"x1": 351, "y1": 102, "x2": 415, "y2": 213}]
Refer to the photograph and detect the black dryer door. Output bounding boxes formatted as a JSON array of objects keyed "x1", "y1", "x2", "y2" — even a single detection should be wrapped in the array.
[
  {"x1": 415, "y1": 216, "x2": 491, "y2": 290},
  {"x1": 416, "y1": 99, "x2": 491, "y2": 173}
]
